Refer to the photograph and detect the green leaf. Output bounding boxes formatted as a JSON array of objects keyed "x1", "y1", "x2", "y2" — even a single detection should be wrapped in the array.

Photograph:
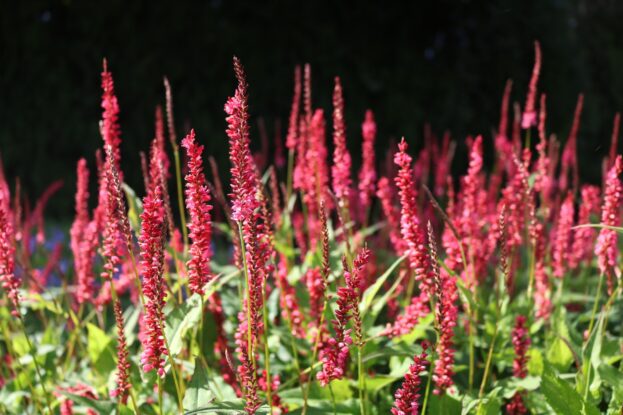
[
  {"x1": 527, "y1": 348, "x2": 544, "y2": 376},
  {"x1": 427, "y1": 393, "x2": 462, "y2": 414},
  {"x1": 183, "y1": 358, "x2": 214, "y2": 411},
  {"x1": 359, "y1": 255, "x2": 405, "y2": 317},
  {"x1": 59, "y1": 391, "x2": 116, "y2": 414},
  {"x1": 165, "y1": 294, "x2": 203, "y2": 356},
  {"x1": 475, "y1": 397, "x2": 502, "y2": 415},
  {"x1": 598, "y1": 363, "x2": 623, "y2": 401},
  {"x1": 546, "y1": 337, "x2": 574, "y2": 371},
  {"x1": 541, "y1": 366, "x2": 600, "y2": 415},
  {"x1": 364, "y1": 375, "x2": 400, "y2": 393},
  {"x1": 86, "y1": 323, "x2": 116, "y2": 374}
]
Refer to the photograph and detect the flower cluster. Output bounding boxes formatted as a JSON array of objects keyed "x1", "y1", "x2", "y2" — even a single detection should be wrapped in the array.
[
  {"x1": 392, "y1": 343, "x2": 429, "y2": 415},
  {"x1": 139, "y1": 184, "x2": 168, "y2": 376},
  {"x1": 182, "y1": 129, "x2": 214, "y2": 295},
  {"x1": 331, "y1": 77, "x2": 352, "y2": 202},
  {"x1": 111, "y1": 298, "x2": 131, "y2": 402},
  {"x1": 506, "y1": 315, "x2": 531, "y2": 414},
  {"x1": 521, "y1": 41, "x2": 541, "y2": 129},
  {"x1": 358, "y1": 110, "x2": 377, "y2": 213},
  {"x1": 317, "y1": 248, "x2": 370, "y2": 385},
  {"x1": 595, "y1": 155, "x2": 623, "y2": 293},
  {"x1": 552, "y1": 192, "x2": 574, "y2": 278},
  {"x1": 0, "y1": 192, "x2": 19, "y2": 316}
]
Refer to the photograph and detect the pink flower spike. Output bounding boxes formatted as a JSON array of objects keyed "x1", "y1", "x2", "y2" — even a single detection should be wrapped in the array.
[
  {"x1": 285, "y1": 65, "x2": 302, "y2": 151},
  {"x1": 225, "y1": 57, "x2": 260, "y2": 224},
  {"x1": 521, "y1": 41, "x2": 541, "y2": 129},
  {"x1": 181, "y1": 129, "x2": 214, "y2": 296},
  {"x1": 392, "y1": 343, "x2": 429, "y2": 415},
  {"x1": 358, "y1": 110, "x2": 377, "y2": 213},
  {"x1": 139, "y1": 183, "x2": 167, "y2": 376},
  {"x1": 331, "y1": 76, "x2": 352, "y2": 202},
  {"x1": 595, "y1": 155, "x2": 623, "y2": 293}
]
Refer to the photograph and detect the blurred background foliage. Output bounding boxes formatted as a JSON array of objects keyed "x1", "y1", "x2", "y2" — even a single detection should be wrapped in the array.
[{"x1": 2, "y1": 0, "x2": 623, "y2": 218}]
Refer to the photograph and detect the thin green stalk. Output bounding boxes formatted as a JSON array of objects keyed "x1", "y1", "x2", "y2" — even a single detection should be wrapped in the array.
[
  {"x1": 357, "y1": 344, "x2": 366, "y2": 415},
  {"x1": 237, "y1": 223, "x2": 255, "y2": 374},
  {"x1": 585, "y1": 273, "x2": 604, "y2": 342},
  {"x1": 160, "y1": 319, "x2": 185, "y2": 414},
  {"x1": 17, "y1": 316, "x2": 54, "y2": 415},
  {"x1": 261, "y1": 285, "x2": 274, "y2": 414},
  {"x1": 478, "y1": 326, "x2": 499, "y2": 400},
  {"x1": 158, "y1": 376, "x2": 164, "y2": 415},
  {"x1": 128, "y1": 389, "x2": 142, "y2": 415},
  {"x1": 421, "y1": 357, "x2": 435, "y2": 415},
  {"x1": 328, "y1": 382, "x2": 338, "y2": 415}
]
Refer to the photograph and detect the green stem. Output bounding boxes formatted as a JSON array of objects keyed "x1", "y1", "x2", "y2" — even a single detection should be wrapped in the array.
[
  {"x1": 357, "y1": 344, "x2": 366, "y2": 415},
  {"x1": 421, "y1": 357, "x2": 434, "y2": 415},
  {"x1": 261, "y1": 285, "x2": 274, "y2": 414},
  {"x1": 585, "y1": 273, "x2": 604, "y2": 343},
  {"x1": 237, "y1": 223, "x2": 255, "y2": 374},
  {"x1": 328, "y1": 382, "x2": 338, "y2": 415},
  {"x1": 478, "y1": 326, "x2": 499, "y2": 402},
  {"x1": 158, "y1": 376, "x2": 164, "y2": 415},
  {"x1": 17, "y1": 316, "x2": 54, "y2": 415}
]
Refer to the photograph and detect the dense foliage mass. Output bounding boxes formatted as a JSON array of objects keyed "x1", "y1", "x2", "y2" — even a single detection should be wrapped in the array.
[{"x1": 1, "y1": 44, "x2": 623, "y2": 414}]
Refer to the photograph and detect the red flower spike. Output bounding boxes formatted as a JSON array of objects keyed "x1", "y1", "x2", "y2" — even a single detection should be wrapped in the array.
[
  {"x1": 182, "y1": 129, "x2": 214, "y2": 296},
  {"x1": 521, "y1": 41, "x2": 541, "y2": 129}
]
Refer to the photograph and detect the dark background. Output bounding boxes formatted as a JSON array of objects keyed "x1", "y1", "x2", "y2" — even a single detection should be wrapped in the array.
[{"x1": 2, "y1": 0, "x2": 623, "y2": 218}]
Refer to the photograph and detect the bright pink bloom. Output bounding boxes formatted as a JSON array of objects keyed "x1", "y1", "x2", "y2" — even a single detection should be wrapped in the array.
[
  {"x1": 111, "y1": 299, "x2": 131, "y2": 402},
  {"x1": 595, "y1": 155, "x2": 623, "y2": 293},
  {"x1": 511, "y1": 315, "x2": 530, "y2": 378},
  {"x1": 433, "y1": 267, "x2": 458, "y2": 394},
  {"x1": 500, "y1": 154, "x2": 530, "y2": 248},
  {"x1": 331, "y1": 77, "x2": 352, "y2": 202},
  {"x1": 277, "y1": 254, "x2": 304, "y2": 338},
  {"x1": 534, "y1": 94, "x2": 551, "y2": 198},
  {"x1": 101, "y1": 147, "x2": 131, "y2": 279},
  {"x1": 391, "y1": 344, "x2": 429, "y2": 415},
  {"x1": 552, "y1": 192, "x2": 575, "y2": 278},
  {"x1": 531, "y1": 219, "x2": 552, "y2": 320},
  {"x1": 285, "y1": 66, "x2": 302, "y2": 151},
  {"x1": 570, "y1": 185, "x2": 601, "y2": 269},
  {"x1": 139, "y1": 184, "x2": 167, "y2": 377},
  {"x1": 358, "y1": 110, "x2": 377, "y2": 212},
  {"x1": 385, "y1": 292, "x2": 430, "y2": 338},
  {"x1": 498, "y1": 79, "x2": 513, "y2": 141},
  {"x1": 0, "y1": 193, "x2": 19, "y2": 316},
  {"x1": 318, "y1": 249, "x2": 370, "y2": 385},
  {"x1": 30, "y1": 180, "x2": 63, "y2": 245},
  {"x1": 182, "y1": 129, "x2": 214, "y2": 295},
  {"x1": 394, "y1": 138, "x2": 434, "y2": 297},
  {"x1": 609, "y1": 113, "x2": 621, "y2": 169},
  {"x1": 70, "y1": 159, "x2": 97, "y2": 304},
  {"x1": 100, "y1": 60, "x2": 123, "y2": 181},
  {"x1": 259, "y1": 371, "x2": 287, "y2": 413},
  {"x1": 225, "y1": 58, "x2": 260, "y2": 224},
  {"x1": 506, "y1": 315, "x2": 531, "y2": 414},
  {"x1": 559, "y1": 94, "x2": 583, "y2": 193},
  {"x1": 154, "y1": 105, "x2": 170, "y2": 178},
  {"x1": 521, "y1": 41, "x2": 541, "y2": 129},
  {"x1": 457, "y1": 136, "x2": 488, "y2": 289}
]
